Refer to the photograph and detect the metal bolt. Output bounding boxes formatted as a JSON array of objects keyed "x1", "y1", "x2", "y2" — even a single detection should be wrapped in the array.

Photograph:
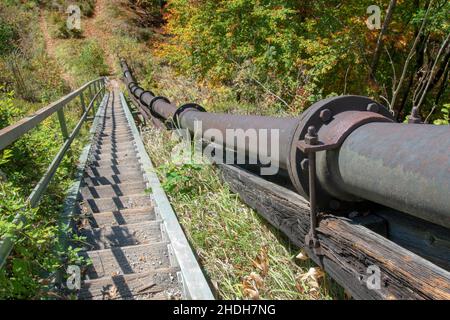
[
  {"x1": 367, "y1": 103, "x2": 379, "y2": 113},
  {"x1": 408, "y1": 107, "x2": 422, "y2": 124},
  {"x1": 319, "y1": 109, "x2": 332, "y2": 122},
  {"x1": 305, "y1": 126, "x2": 318, "y2": 145},
  {"x1": 300, "y1": 159, "x2": 309, "y2": 171}
]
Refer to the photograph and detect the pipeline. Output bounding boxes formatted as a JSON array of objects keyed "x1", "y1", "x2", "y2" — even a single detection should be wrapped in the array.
[{"x1": 120, "y1": 58, "x2": 450, "y2": 230}]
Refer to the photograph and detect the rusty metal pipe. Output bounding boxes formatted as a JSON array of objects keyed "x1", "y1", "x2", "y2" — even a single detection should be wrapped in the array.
[
  {"x1": 326, "y1": 123, "x2": 450, "y2": 229},
  {"x1": 120, "y1": 58, "x2": 450, "y2": 229},
  {"x1": 179, "y1": 110, "x2": 298, "y2": 170}
]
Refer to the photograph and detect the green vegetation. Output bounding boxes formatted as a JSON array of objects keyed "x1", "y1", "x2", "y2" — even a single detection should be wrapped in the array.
[
  {"x1": 0, "y1": 20, "x2": 18, "y2": 55},
  {"x1": 55, "y1": 40, "x2": 109, "y2": 84},
  {"x1": 159, "y1": 0, "x2": 449, "y2": 120},
  {"x1": 434, "y1": 103, "x2": 450, "y2": 125},
  {"x1": 0, "y1": 1, "x2": 102, "y2": 299},
  {"x1": 0, "y1": 88, "x2": 90, "y2": 299},
  {"x1": 142, "y1": 127, "x2": 342, "y2": 299},
  {"x1": 0, "y1": 0, "x2": 448, "y2": 300}
]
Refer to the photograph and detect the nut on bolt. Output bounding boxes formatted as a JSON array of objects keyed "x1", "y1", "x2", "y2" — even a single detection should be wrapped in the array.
[
  {"x1": 319, "y1": 109, "x2": 332, "y2": 122},
  {"x1": 408, "y1": 107, "x2": 422, "y2": 124},
  {"x1": 367, "y1": 103, "x2": 379, "y2": 113},
  {"x1": 305, "y1": 126, "x2": 319, "y2": 145}
]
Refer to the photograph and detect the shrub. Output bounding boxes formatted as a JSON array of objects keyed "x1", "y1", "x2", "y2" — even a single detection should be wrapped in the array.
[
  {"x1": 74, "y1": 40, "x2": 109, "y2": 80},
  {"x1": 51, "y1": 13, "x2": 83, "y2": 39},
  {"x1": 0, "y1": 89, "x2": 90, "y2": 299},
  {"x1": 0, "y1": 21, "x2": 18, "y2": 56},
  {"x1": 434, "y1": 104, "x2": 450, "y2": 125}
]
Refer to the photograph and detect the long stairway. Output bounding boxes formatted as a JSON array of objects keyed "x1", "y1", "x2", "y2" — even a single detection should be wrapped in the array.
[{"x1": 75, "y1": 88, "x2": 182, "y2": 300}]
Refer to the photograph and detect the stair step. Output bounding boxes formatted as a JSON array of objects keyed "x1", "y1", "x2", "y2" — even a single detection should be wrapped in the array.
[
  {"x1": 88, "y1": 207, "x2": 156, "y2": 228},
  {"x1": 90, "y1": 150, "x2": 139, "y2": 161},
  {"x1": 79, "y1": 182, "x2": 147, "y2": 199},
  {"x1": 92, "y1": 147, "x2": 137, "y2": 156},
  {"x1": 78, "y1": 268, "x2": 181, "y2": 300},
  {"x1": 88, "y1": 157, "x2": 141, "y2": 168},
  {"x1": 85, "y1": 165, "x2": 142, "y2": 177},
  {"x1": 78, "y1": 194, "x2": 152, "y2": 213},
  {"x1": 98, "y1": 128, "x2": 132, "y2": 134},
  {"x1": 95, "y1": 140, "x2": 135, "y2": 148},
  {"x1": 94, "y1": 145, "x2": 137, "y2": 153},
  {"x1": 82, "y1": 174, "x2": 145, "y2": 186},
  {"x1": 80, "y1": 221, "x2": 163, "y2": 250},
  {"x1": 81, "y1": 243, "x2": 171, "y2": 279},
  {"x1": 94, "y1": 135, "x2": 135, "y2": 144},
  {"x1": 97, "y1": 131, "x2": 133, "y2": 137},
  {"x1": 96, "y1": 132, "x2": 133, "y2": 139}
]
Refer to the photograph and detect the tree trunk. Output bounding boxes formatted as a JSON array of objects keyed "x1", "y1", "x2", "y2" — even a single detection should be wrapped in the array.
[{"x1": 370, "y1": 0, "x2": 397, "y2": 80}]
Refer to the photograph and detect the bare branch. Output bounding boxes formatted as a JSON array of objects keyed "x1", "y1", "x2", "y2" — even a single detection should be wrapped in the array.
[
  {"x1": 416, "y1": 33, "x2": 450, "y2": 110},
  {"x1": 389, "y1": 0, "x2": 433, "y2": 110}
]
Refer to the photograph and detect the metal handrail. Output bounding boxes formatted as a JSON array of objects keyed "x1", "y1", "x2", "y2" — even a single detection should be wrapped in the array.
[{"x1": 0, "y1": 77, "x2": 107, "y2": 269}]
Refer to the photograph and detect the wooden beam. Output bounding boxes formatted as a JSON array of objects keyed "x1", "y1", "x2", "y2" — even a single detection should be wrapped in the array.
[{"x1": 218, "y1": 163, "x2": 450, "y2": 300}]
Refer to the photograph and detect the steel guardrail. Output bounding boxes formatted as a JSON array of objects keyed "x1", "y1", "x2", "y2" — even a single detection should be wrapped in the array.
[{"x1": 0, "y1": 77, "x2": 107, "y2": 269}]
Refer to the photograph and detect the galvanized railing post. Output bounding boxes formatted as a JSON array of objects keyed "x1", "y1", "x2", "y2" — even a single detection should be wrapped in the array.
[
  {"x1": 0, "y1": 77, "x2": 106, "y2": 269},
  {"x1": 57, "y1": 109, "x2": 69, "y2": 140},
  {"x1": 92, "y1": 83, "x2": 98, "y2": 115},
  {"x1": 79, "y1": 92, "x2": 86, "y2": 113},
  {"x1": 88, "y1": 84, "x2": 93, "y2": 104}
]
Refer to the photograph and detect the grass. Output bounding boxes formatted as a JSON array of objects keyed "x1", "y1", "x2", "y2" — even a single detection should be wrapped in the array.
[
  {"x1": 92, "y1": 0, "x2": 345, "y2": 300},
  {"x1": 39, "y1": 0, "x2": 344, "y2": 299},
  {"x1": 54, "y1": 39, "x2": 109, "y2": 86},
  {"x1": 0, "y1": 2, "x2": 103, "y2": 298},
  {"x1": 142, "y1": 126, "x2": 343, "y2": 300}
]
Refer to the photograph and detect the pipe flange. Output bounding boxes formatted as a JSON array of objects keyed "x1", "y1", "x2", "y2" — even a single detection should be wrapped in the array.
[
  {"x1": 147, "y1": 96, "x2": 171, "y2": 119},
  {"x1": 129, "y1": 83, "x2": 140, "y2": 95},
  {"x1": 173, "y1": 103, "x2": 206, "y2": 128},
  {"x1": 286, "y1": 95, "x2": 394, "y2": 207},
  {"x1": 139, "y1": 90, "x2": 155, "y2": 105}
]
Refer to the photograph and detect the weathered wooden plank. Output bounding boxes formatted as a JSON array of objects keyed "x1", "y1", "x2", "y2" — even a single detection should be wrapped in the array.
[
  {"x1": 375, "y1": 210, "x2": 450, "y2": 270},
  {"x1": 217, "y1": 163, "x2": 450, "y2": 300}
]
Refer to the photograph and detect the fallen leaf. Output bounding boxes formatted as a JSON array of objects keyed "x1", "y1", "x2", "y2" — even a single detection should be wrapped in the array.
[
  {"x1": 242, "y1": 273, "x2": 262, "y2": 300},
  {"x1": 243, "y1": 288, "x2": 260, "y2": 300},
  {"x1": 295, "y1": 282, "x2": 305, "y2": 294},
  {"x1": 249, "y1": 272, "x2": 264, "y2": 288},
  {"x1": 252, "y1": 246, "x2": 269, "y2": 277},
  {"x1": 300, "y1": 267, "x2": 325, "y2": 293},
  {"x1": 102, "y1": 284, "x2": 118, "y2": 300},
  {"x1": 295, "y1": 249, "x2": 309, "y2": 261}
]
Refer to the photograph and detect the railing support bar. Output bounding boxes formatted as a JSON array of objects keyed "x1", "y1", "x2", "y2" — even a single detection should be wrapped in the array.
[
  {"x1": 57, "y1": 109, "x2": 69, "y2": 140},
  {"x1": 79, "y1": 92, "x2": 86, "y2": 113}
]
